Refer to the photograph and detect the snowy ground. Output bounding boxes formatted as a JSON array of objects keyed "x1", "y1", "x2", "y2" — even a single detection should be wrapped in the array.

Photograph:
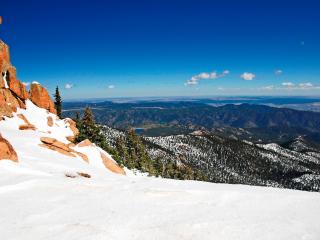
[
  {"x1": 1, "y1": 162, "x2": 320, "y2": 240},
  {"x1": 1, "y1": 102, "x2": 320, "y2": 240}
]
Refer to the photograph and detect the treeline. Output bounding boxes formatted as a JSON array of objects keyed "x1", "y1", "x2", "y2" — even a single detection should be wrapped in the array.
[{"x1": 74, "y1": 107, "x2": 207, "y2": 181}]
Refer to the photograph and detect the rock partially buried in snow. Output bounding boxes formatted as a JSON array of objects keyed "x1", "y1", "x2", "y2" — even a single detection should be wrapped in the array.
[
  {"x1": 47, "y1": 116, "x2": 53, "y2": 127},
  {"x1": 18, "y1": 114, "x2": 36, "y2": 131},
  {"x1": 40, "y1": 137, "x2": 89, "y2": 162},
  {"x1": 100, "y1": 151, "x2": 126, "y2": 175},
  {"x1": 77, "y1": 139, "x2": 93, "y2": 147},
  {"x1": 40, "y1": 137, "x2": 71, "y2": 152},
  {"x1": 0, "y1": 134, "x2": 18, "y2": 162},
  {"x1": 19, "y1": 124, "x2": 37, "y2": 131}
]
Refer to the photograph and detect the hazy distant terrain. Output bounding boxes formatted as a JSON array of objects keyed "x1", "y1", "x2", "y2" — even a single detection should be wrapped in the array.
[{"x1": 63, "y1": 97, "x2": 320, "y2": 144}]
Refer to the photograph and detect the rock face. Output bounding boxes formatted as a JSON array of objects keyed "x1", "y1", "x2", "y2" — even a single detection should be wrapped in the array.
[
  {"x1": 0, "y1": 40, "x2": 56, "y2": 119},
  {"x1": 0, "y1": 41, "x2": 10, "y2": 74},
  {"x1": 6, "y1": 66, "x2": 29, "y2": 100},
  {"x1": 29, "y1": 83, "x2": 56, "y2": 114},
  {"x1": 0, "y1": 134, "x2": 18, "y2": 162}
]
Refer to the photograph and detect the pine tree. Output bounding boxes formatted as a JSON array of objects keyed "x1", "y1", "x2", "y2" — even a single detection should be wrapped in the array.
[
  {"x1": 77, "y1": 108, "x2": 110, "y2": 149},
  {"x1": 82, "y1": 107, "x2": 95, "y2": 125},
  {"x1": 75, "y1": 111, "x2": 80, "y2": 123},
  {"x1": 54, "y1": 86, "x2": 62, "y2": 118}
]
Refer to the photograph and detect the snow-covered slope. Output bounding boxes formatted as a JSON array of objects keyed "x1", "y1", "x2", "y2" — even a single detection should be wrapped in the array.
[
  {"x1": 1, "y1": 165, "x2": 320, "y2": 240},
  {"x1": 0, "y1": 100, "x2": 123, "y2": 178},
  {"x1": 0, "y1": 102, "x2": 320, "y2": 239}
]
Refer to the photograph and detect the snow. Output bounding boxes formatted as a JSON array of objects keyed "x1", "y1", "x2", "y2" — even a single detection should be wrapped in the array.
[
  {"x1": 2, "y1": 70, "x2": 9, "y2": 88},
  {"x1": 1, "y1": 103, "x2": 320, "y2": 239},
  {"x1": 0, "y1": 167, "x2": 320, "y2": 240}
]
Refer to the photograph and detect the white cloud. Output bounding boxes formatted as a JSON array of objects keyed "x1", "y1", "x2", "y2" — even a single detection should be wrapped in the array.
[
  {"x1": 299, "y1": 82, "x2": 313, "y2": 88},
  {"x1": 275, "y1": 69, "x2": 283, "y2": 75},
  {"x1": 241, "y1": 72, "x2": 255, "y2": 81},
  {"x1": 64, "y1": 83, "x2": 73, "y2": 89},
  {"x1": 262, "y1": 85, "x2": 275, "y2": 90},
  {"x1": 262, "y1": 82, "x2": 319, "y2": 91},
  {"x1": 282, "y1": 82, "x2": 295, "y2": 87},
  {"x1": 108, "y1": 85, "x2": 115, "y2": 89},
  {"x1": 185, "y1": 70, "x2": 229, "y2": 86},
  {"x1": 22, "y1": 82, "x2": 30, "y2": 86},
  {"x1": 185, "y1": 79, "x2": 198, "y2": 85}
]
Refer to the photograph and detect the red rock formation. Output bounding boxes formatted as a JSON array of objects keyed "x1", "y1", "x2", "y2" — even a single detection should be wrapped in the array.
[
  {"x1": 29, "y1": 83, "x2": 56, "y2": 114},
  {"x1": 7, "y1": 66, "x2": 29, "y2": 100},
  {"x1": 0, "y1": 41, "x2": 10, "y2": 74},
  {"x1": 0, "y1": 89, "x2": 21, "y2": 117},
  {"x1": 0, "y1": 40, "x2": 29, "y2": 119},
  {"x1": 1, "y1": 40, "x2": 56, "y2": 119},
  {"x1": 0, "y1": 134, "x2": 18, "y2": 162}
]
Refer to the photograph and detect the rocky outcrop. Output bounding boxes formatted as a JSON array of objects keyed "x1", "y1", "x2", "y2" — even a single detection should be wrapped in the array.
[
  {"x1": 5, "y1": 66, "x2": 28, "y2": 100},
  {"x1": 0, "y1": 90, "x2": 14, "y2": 118},
  {"x1": 0, "y1": 134, "x2": 18, "y2": 162},
  {"x1": 0, "y1": 41, "x2": 10, "y2": 74},
  {"x1": 1, "y1": 40, "x2": 57, "y2": 119},
  {"x1": 29, "y1": 83, "x2": 56, "y2": 114},
  {"x1": 100, "y1": 151, "x2": 126, "y2": 175},
  {"x1": 0, "y1": 42, "x2": 28, "y2": 100}
]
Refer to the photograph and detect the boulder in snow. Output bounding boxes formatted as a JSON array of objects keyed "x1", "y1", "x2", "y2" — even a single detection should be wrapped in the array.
[{"x1": 0, "y1": 134, "x2": 18, "y2": 162}]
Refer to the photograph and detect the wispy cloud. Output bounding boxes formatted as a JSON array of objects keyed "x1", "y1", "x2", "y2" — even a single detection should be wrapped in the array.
[
  {"x1": 22, "y1": 82, "x2": 30, "y2": 86},
  {"x1": 298, "y1": 82, "x2": 313, "y2": 88},
  {"x1": 260, "y1": 82, "x2": 319, "y2": 91},
  {"x1": 65, "y1": 83, "x2": 73, "y2": 89},
  {"x1": 262, "y1": 85, "x2": 275, "y2": 90},
  {"x1": 108, "y1": 85, "x2": 115, "y2": 89},
  {"x1": 185, "y1": 70, "x2": 229, "y2": 86},
  {"x1": 275, "y1": 69, "x2": 283, "y2": 75},
  {"x1": 282, "y1": 82, "x2": 295, "y2": 87},
  {"x1": 240, "y1": 72, "x2": 255, "y2": 81}
]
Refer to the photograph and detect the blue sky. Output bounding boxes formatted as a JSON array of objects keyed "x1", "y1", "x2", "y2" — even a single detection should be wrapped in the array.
[{"x1": 1, "y1": 0, "x2": 320, "y2": 99}]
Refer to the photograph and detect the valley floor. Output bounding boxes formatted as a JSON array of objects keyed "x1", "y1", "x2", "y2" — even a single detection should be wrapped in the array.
[{"x1": 0, "y1": 165, "x2": 319, "y2": 240}]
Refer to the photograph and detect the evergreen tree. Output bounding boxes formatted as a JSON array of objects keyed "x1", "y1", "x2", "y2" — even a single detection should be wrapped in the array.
[
  {"x1": 75, "y1": 107, "x2": 120, "y2": 163},
  {"x1": 75, "y1": 111, "x2": 80, "y2": 123},
  {"x1": 82, "y1": 107, "x2": 95, "y2": 126},
  {"x1": 54, "y1": 86, "x2": 62, "y2": 118}
]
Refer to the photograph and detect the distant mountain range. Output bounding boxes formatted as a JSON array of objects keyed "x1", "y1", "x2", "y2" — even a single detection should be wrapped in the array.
[{"x1": 63, "y1": 101, "x2": 320, "y2": 144}]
